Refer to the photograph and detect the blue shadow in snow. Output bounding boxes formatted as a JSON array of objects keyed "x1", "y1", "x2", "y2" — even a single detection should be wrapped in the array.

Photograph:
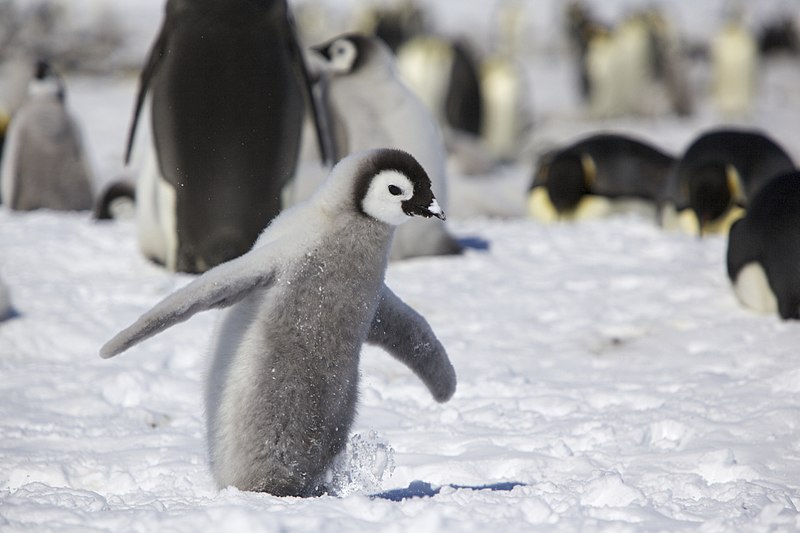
[
  {"x1": 458, "y1": 236, "x2": 490, "y2": 251},
  {"x1": 0, "y1": 306, "x2": 20, "y2": 322},
  {"x1": 372, "y1": 480, "x2": 525, "y2": 502}
]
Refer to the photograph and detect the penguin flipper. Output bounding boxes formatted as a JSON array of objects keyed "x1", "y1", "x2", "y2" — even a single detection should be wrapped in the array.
[
  {"x1": 100, "y1": 250, "x2": 277, "y2": 359},
  {"x1": 124, "y1": 4, "x2": 173, "y2": 164},
  {"x1": 285, "y1": 8, "x2": 335, "y2": 166},
  {"x1": 367, "y1": 285, "x2": 456, "y2": 402}
]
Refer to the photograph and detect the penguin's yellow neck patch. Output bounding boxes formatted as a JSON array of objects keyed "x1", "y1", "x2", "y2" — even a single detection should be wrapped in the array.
[
  {"x1": 527, "y1": 187, "x2": 616, "y2": 223},
  {"x1": 703, "y1": 204, "x2": 746, "y2": 234},
  {"x1": 726, "y1": 164, "x2": 746, "y2": 205},
  {"x1": 527, "y1": 186, "x2": 558, "y2": 222},
  {"x1": 581, "y1": 154, "x2": 597, "y2": 188},
  {"x1": 671, "y1": 204, "x2": 746, "y2": 235}
]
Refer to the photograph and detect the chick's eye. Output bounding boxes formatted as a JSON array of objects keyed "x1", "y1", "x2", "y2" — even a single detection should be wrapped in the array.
[{"x1": 388, "y1": 184, "x2": 402, "y2": 196}]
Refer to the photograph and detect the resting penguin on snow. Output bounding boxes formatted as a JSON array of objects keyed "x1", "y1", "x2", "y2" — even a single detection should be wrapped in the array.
[
  {"x1": 0, "y1": 60, "x2": 94, "y2": 211},
  {"x1": 528, "y1": 132, "x2": 676, "y2": 222},
  {"x1": 100, "y1": 148, "x2": 457, "y2": 497},
  {"x1": 126, "y1": 0, "x2": 331, "y2": 273},
  {"x1": 309, "y1": 33, "x2": 463, "y2": 261},
  {"x1": 661, "y1": 128, "x2": 795, "y2": 235},
  {"x1": 727, "y1": 172, "x2": 800, "y2": 320}
]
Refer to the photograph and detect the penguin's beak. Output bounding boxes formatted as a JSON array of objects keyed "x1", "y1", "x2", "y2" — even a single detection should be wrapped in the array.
[
  {"x1": 311, "y1": 43, "x2": 331, "y2": 62},
  {"x1": 413, "y1": 198, "x2": 446, "y2": 220}
]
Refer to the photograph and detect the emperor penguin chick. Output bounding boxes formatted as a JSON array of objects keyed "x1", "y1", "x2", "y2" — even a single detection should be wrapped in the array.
[
  {"x1": 1, "y1": 60, "x2": 93, "y2": 211},
  {"x1": 311, "y1": 33, "x2": 463, "y2": 261},
  {"x1": 100, "y1": 148, "x2": 457, "y2": 497}
]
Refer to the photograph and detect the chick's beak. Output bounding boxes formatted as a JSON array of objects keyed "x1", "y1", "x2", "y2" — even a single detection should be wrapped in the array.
[
  {"x1": 420, "y1": 198, "x2": 446, "y2": 220},
  {"x1": 310, "y1": 43, "x2": 331, "y2": 61}
]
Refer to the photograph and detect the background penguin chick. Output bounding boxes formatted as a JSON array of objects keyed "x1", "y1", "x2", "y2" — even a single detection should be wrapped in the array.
[
  {"x1": 309, "y1": 32, "x2": 463, "y2": 261},
  {"x1": 0, "y1": 59, "x2": 94, "y2": 211}
]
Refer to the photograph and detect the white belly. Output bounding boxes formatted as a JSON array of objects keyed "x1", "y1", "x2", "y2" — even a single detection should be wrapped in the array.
[{"x1": 733, "y1": 262, "x2": 778, "y2": 315}]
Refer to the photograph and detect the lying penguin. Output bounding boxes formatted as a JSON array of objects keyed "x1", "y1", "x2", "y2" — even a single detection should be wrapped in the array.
[
  {"x1": 661, "y1": 127, "x2": 795, "y2": 235},
  {"x1": 528, "y1": 132, "x2": 676, "y2": 222},
  {"x1": 100, "y1": 148, "x2": 457, "y2": 497},
  {"x1": 727, "y1": 171, "x2": 800, "y2": 319}
]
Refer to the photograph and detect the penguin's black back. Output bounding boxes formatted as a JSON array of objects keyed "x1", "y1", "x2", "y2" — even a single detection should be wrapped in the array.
[
  {"x1": 444, "y1": 41, "x2": 482, "y2": 137},
  {"x1": 534, "y1": 133, "x2": 676, "y2": 203},
  {"x1": 140, "y1": 0, "x2": 310, "y2": 272},
  {"x1": 673, "y1": 129, "x2": 796, "y2": 208}
]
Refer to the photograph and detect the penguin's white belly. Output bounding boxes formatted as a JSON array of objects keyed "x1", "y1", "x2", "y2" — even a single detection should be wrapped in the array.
[
  {"x1": 733, "y1": 262, "x2": 778, "y2": 314},
  {"x1": 0, "y1": 111, "x2": 21, "y2": 204},
  {"x1": 135, "y1": 139, "x2": 177, "y2": 269}
]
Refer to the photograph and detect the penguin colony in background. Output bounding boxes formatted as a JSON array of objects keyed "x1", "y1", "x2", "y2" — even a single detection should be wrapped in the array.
[
  {"x1": 0, "y1": 60, "x2": 94, "y2": 211},
  {"x1": 311, "y1": 33, "x2": 463, "y2": 261},
  {"x1": 567, "y1": 3, "x2": 693, "y2": 119},
  {"x1": 125, "y1": 0, "x2": 329, "y2": 274},
  {"x1": 533, "y1": 125, "x2": 799, "y2": 320},
  {"x1": 101, "y1": 148, "x2": 457, "y2": 497}
]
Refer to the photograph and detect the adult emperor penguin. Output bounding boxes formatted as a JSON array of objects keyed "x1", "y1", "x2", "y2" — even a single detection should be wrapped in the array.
[
  {"x1": 100, "y1": 148, "x2": 457, "y2": 497},
  {"x1": 727, "y1": 171, "x2": 800, "y2": 319},
  {"x1": 528, "y1": 132, "x2": 676, "y2": 222},
  {"x1": 126, "y1": 0, "x2": 330, "y2": 274},
  {"x1": 661, "y1": 128, "x2": 795, "y2": 235},
  {"x1": 711, "y1": 16, "x2": 758, "y2": 117},
  {"x1": 310, "y1": 33, "x2": 463, "y2": 261},
  {"x1": 395, "y1": 35, "x2": 483, "y2": 139},
  {"x1": 0, "y1": 60, "x2": 94, "y2": 211}
]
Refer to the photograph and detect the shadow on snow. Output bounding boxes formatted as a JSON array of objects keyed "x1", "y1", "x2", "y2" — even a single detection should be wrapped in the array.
[{"x1": 372, "y1": 480, "x2": 526, "y2": 502}]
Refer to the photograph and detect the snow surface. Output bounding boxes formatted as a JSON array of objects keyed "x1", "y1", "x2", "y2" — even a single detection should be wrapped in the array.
[{"x1": 2, "y1": 1, "x2": 800, "y2": 532}]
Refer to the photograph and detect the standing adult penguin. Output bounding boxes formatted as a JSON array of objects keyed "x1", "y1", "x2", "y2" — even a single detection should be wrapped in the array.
[
  {"x1": 101, "y1": 148, "x2": 457, "y2": 497},
  {"x1": 528, "y1": 132, "x2": 676, "y2": 222},
  {"x1": 0, "y1": 59, "x2": 94, "y2": 211},
  {"x1": 661, "y1": 128, "x2": 795, "y2": 235},
  {"x1": 126, "y1": 0, "x2": 331, "y2": 274},
  {"x1": 309, "y1": 33, "x2": 463, "y2": 261},
  {"x1": 727, "y1": 171, "x2": 800, "y2": 319},
  {"x1": 395, "y1": 35, "x2": 483, "y2": 139}
]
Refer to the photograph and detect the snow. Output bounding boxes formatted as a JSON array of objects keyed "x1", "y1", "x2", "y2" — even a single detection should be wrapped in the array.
[{"x1": 2, "y1": 1, "x2": 800, "y2": 531}]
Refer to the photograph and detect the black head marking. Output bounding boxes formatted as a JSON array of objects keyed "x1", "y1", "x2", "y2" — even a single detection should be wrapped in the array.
[
  {"x1": 353, "y1": 148, "x2": 435, "y2": 218},
  {"x1": 688, "y1": 162, "x2": 732, "y2": 226},
  {"x1": 33, "y1": 58, "x2": 65, "y2": 102},
  {"x1": 34, "y1": 59, "x2": 51, "y2": 80},
  {"x1": 545, "y1": 152, "x2": 590, "y2": 213}
]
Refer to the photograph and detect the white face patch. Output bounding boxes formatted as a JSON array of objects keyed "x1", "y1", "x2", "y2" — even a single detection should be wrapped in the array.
[
  {"x1": 328, "y1": 39, "x2": 358, "y2": 74},
  {"x1": 361, "y1": 170, "x2": 414, "y2": 225},
  {"x1": 27, "y1": 77, "x2": 62, "y2": 98}
]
